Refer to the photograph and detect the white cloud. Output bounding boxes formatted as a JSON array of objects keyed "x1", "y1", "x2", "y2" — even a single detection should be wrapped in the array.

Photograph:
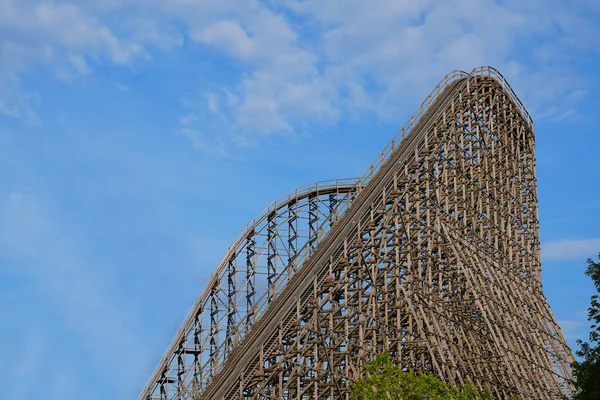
[
  {"x1": 205, "y1": 92, "x2": 219, "y2": 113},
  {"x1": 542, "y1": 238, "x2": 600, "y2": 261},
  {"x1": 0, "y1": 1, "x2": 145, "y2": 121},
  {"x1": 536, "y1": 107, "x2": 578, "y2": 122},
  {"x1": 558, "y1": 319, "x2": 585, "y2": 342},
  {"x1": 69, "y1": 54, "x2": 91, "y2": 75},
  {"x1": 1, "y1": 0, "x2": 599, "y2": 145},
  {"x1": 113, "y1": 81, "x2": 129, "y2": 92},
  {"x1": 8, "y1": 2, "x2": 202, "y2": 114},
  {"x1": 559, "y1": 320, "x2": 583, "y2": 332},
  {"x1": 179, "y1": 127, "x2": 227, "y2": 155},
  {"x1": 32, "y1": 3, "x2": 142, "y2": 64},
  {"x1": 179, "y1": 0, "x2": 597, "y2": 144},
  {"x1": 0, "y1": 85, "x2": 41, "y2": 124},
  {"x1": 193, "y1": 20, "x2": 256, "y2": 60},
  {"x1": 124, "y1": 15, "x2": 184, "y2": 50},
  {"x1": 179, "y1": 113, "x2": 198, "y2": 125}
]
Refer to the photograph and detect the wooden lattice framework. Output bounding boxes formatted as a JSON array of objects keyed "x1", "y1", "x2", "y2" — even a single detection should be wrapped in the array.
[{"x1": 140, "y1": 67, "x2": 575, "y2": 400}]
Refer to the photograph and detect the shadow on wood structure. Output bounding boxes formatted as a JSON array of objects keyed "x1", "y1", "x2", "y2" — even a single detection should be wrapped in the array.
[{"x1": 139, "y1": 66, "x2": 574, "y2": 400}]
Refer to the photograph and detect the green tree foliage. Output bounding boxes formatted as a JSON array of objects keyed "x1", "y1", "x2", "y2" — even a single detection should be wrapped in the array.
[
  {"x1": 572, "y1": 253, "x2": 600, "y2": 399},
  {"x1": 349, "y1": 352, "x2": 493, "y2": 400}
]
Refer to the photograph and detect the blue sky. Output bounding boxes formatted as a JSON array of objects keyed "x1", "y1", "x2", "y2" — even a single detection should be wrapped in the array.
[{"x1": 1, "y1": 0, "x2": 599, "y2": 398}]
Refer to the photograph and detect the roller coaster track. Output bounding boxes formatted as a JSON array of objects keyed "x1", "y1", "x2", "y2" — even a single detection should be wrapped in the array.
[{"x1": 140, "y1": 67, "x2": 575, "y2": 400}]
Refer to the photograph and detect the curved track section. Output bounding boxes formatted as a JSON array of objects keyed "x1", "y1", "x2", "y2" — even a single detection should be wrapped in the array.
[
  {"x1": 199, "y1": 70, "x2": 471, "y2": 400},
  {"x1": 140, "y1": 67, "x2": 474, "y2": 399},
  {"x1": 140, "y1": 179, "x2": 359, "y2": 399},
  {"x1": 141, "y1": 67, "x2": 573, "y2": 400}
]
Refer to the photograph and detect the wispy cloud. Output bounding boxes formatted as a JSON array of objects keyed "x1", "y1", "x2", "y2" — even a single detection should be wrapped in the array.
[
  {"x1": 558, "y1": 319, "x2": 585, "y2": 343},
  {"x1": 559, "y1": 320, "x2": 583, "y2": 332},
  {"x1": 0, "y1": 0, "x2": 143, "y2": 122},
  {"x1": 179, "y1": 127, "x2": 227, "y2": 155},
  {"x1": 2, "y1": 0, "x2": 598, "y2": 147},
  {"x1": 0, "y1": 87, "x2": 41, "y2": 125},
  {"x1": 542, "y1": 238, "x2": 600, "y2": 261},
  {"x1": 112, "y1": 81, "x2": 129, "y2": 92}
]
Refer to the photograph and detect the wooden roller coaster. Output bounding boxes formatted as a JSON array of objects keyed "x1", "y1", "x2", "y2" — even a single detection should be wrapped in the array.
[{"x1": 140, "y1": 67, "x2": 574, "y2": 400}]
